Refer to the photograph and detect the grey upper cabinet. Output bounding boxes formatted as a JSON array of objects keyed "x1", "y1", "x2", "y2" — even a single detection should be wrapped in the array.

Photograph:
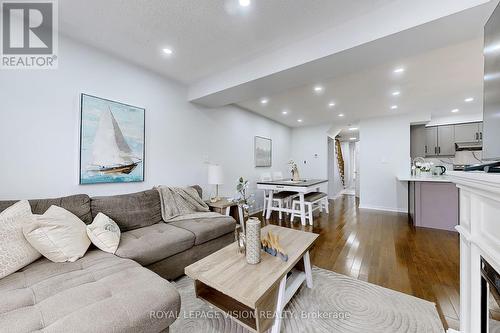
[
  {"x1": 425, "y1": 127, "x2": 438, "y2": 156},
  {"x1": 410, "y1": 125, "x2": 426, "y2": 158},
  {"x1": 413, "y1": 121, "x2": 483, "y2": 158},
  {"x1": 455, "y1": 122, "x2": 481, "y2": 143},
  {"x1": 437, "y1": 125, "x2": 455, "y2": 156}
]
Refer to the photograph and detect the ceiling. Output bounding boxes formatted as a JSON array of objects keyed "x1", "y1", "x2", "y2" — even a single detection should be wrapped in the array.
[
  {"x1": 337, "y1": 128, "x2": 360, "y2": 142},
  {"x1": 57, "y1": 0, "x2": 498, "y2": 128},
  {"x1": 237, "y1": 38, "x2": 485, "y2": 127},
  {"x1": 58, "y1": 0, "x2": 394, "y2": 84}
]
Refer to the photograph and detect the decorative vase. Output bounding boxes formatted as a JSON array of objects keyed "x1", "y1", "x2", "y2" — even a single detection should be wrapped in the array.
[
  {"x1": 245, "y1": 217, "x2": 261, "y2": 265},
  {"x1": 292, "y1": 167, "x2": 300, "y2": 181}
]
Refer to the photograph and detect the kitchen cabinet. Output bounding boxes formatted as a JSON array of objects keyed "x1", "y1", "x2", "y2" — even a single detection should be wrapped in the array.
[
  {"x1": 437, "y1": 125, "x2": 455, "y2": 155},
  {"x1": 425, "y1": 127, "x2": 438, "y2": 156},
  {"x1": 413, "y1": 121, "x2": 483, "y2": 158},
  {"x1": 405, "y1": 179, "x2": 458, "y2": 232},
  {"x1": 410, "y1": 125, "x2": 426, "y2": 158},
  {"x1": 424, "y1": 125, "x2": 456, "y2": 156},
  {"x1": 454, "y1": 122, "x2": 482, "y2": 143}
]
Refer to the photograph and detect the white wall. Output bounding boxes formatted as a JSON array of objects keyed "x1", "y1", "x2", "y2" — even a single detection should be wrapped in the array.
[
  {"x1": 0, "y1": 37, "x2": 291, "y2": 213},
  {"x1": 290, "y1": 125, "x2": 330, "y2": 193},
  {"x1": 359, "y1": 115, "x2": 411, "y2": 212},
  {"x1": 425, "y1": 112, "x2": 483, "y2": 127}
]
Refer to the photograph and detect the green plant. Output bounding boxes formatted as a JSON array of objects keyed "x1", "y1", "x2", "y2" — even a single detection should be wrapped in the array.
[{"x1": 236, "y1": 177, "x2": 255, "y2": 210}]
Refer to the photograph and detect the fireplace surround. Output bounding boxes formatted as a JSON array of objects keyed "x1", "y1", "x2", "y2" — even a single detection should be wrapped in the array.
[{"x1": 448, "y1": 171, "x2": 500, "y2": 333}]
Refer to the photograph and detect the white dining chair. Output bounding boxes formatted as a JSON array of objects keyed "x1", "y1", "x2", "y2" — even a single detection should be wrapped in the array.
[
  {"x1": 262, "y1": 171, "x2": 296, "y2": 220},
  {"x1": 261, "y1": 173, "x2": 272, "y2": 217}
]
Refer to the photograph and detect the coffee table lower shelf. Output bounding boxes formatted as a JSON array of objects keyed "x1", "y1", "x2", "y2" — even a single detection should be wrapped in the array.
[{"x1": 193, "y1": 252, "x2": 313, "y2": 333}]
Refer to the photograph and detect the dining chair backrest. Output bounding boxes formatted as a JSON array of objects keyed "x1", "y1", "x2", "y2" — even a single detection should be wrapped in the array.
[
  {"x1": 261, "y1": 173, "x2": 272, "y2": 181},
  {"x1": 272, "y1": 171, "x2": 284, "y2": 180}
]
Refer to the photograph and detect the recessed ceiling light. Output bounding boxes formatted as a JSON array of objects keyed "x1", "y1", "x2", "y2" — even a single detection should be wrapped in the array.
[
  {"x1": 282, "y1": 110, "x2": 288, "y2": 115},
  {"x1": 328, "y1": 102, "x2": 335, "y2": 107},
  {"x1": 394, "y1": 67, "x2": 405, "y2": 73},
  {"x1": 313, "y1": 85, "x2": 324, "y2": 93},
  {"x1": 239, "y1": 0, "x2": 251, "y2": 7},
  {"x1": 451, "y1": 109, "x2": 459, "y2": 113},
  {"x1": 349, "y1": 127, "x2": 358, "y2": 131},
  {"x1": 162, "y1": 48, "x2": 173, "y2": 55},
  {"x1": 297, "y1": 119, "x2": 303, "y2": 122},
  {"x1": 391, "y1": 105, "x2": 398, "y2": 110},
  {"x1": 465, "y1": 97, "x2": 474, "y2": 102},
  {"x1": 392, "y1": 91, "x2": 401, "y2": 96},
  {"x1": 350, "y1": 137, "x2": 357, "y2": 140},
  {"x1": 338, "y1": 113, "x2": 344, "y2": 117},
  {"x1": 260, "y1": 98, "x2": 269, "y2": 104}
]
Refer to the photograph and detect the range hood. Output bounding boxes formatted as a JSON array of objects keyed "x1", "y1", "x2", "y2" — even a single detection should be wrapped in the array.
[{"x1": 455, "y1": 142, "x2": 482, "y2": 151}]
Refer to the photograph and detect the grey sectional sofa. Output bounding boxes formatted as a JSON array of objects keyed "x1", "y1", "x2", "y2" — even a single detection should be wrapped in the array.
[{"x1": 0, "y1": 186, "x2": 237, "y2": 333}]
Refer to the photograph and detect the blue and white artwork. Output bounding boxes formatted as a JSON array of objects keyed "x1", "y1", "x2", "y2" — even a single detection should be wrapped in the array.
[{"x1": 80, "y1": 94, "x2": 145, "y2": 184}]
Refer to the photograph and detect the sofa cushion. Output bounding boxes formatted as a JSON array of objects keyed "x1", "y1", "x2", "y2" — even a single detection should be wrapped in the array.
[
  {"x1": 86, "y1": 213, "x2": 121, "y2": 254},
  {"x1": 169, "y1": 215, "x2": 236, "y2": 245},
  {"x1": 91, "y1": 189, "x2": 162, "y2": 231},
  {"x1": 115, "y1": 223, "x2": 195, "y2": 265},
  {"x1": 0, "y1": 250, "x2": 180, "y2": 333},
  {"x1": 0, "y1": 194, "x2": 92, "y2": 224},
  {"x1": 0, "y1": 200, "x2": 41, "y2": 279},
  {"x1": 23, "y1": 206, "x2": 91, "y2": 263}
]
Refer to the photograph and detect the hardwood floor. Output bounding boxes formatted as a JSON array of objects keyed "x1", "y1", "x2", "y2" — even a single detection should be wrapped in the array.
[{"x1": 258, "y1": 194, "x2": 460, "y2": 330}]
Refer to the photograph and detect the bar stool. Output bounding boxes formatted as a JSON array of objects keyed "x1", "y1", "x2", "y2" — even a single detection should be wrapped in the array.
[
  {"x1": 261, "y1": 172, "x2": 295, "y2": 220},
  {"x1": 290, "y1": 192, "x2": 329, "y2": 226}
]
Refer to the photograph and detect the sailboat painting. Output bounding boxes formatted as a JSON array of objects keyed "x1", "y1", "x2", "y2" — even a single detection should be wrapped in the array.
[{"x1": 80, "y1": 94, "x2": 145, "y2": 184}]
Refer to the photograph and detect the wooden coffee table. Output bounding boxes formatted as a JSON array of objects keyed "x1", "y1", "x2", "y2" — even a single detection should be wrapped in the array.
[{"x1": 185, "y1": 224, "x2": 318, "y2": 333}]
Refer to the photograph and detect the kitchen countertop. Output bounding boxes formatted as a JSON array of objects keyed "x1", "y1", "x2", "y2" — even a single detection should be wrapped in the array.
[{"x1": 397, "y1": 174, "x2": 451, "y2": 182}]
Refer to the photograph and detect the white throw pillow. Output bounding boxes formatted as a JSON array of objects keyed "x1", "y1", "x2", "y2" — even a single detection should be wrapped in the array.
[
  {"x1": 23, "y1": 205, "x2": 91, "y2": 262},
  {"x1": 0, "y1": 200, "x2": 41, "y2": 279},
  {"x1": 86, "y1": 213, "x2": 120, "y2": 254}
]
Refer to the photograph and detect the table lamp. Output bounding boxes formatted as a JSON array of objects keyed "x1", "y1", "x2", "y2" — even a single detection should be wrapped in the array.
[{"x1": 208, "y1": 164, "x2": 224, "y2": 202}]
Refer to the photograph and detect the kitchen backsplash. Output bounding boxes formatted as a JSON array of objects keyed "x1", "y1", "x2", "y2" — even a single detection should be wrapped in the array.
[{"x1": 423, "y1": 151, "x2": 483, "y2": 170}]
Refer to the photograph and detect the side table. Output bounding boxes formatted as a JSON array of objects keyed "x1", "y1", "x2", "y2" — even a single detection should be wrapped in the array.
[{"x1": 206, "y1": 198, "x2": 246, "y2": 233}]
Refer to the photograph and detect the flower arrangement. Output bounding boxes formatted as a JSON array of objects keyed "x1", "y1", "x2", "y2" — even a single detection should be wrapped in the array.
[
  {"x1": 415, "y1": 161, "x2": 432, "y2": 172},
  {"x1": 236, "y1": 177, "x2": 255, "y2": 211},
  {"x1": 288, "y1": 160, "x2": 300, "y2": 181}
]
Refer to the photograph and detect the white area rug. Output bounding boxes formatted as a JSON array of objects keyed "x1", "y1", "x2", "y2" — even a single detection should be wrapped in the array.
[{"x1": 170, "y1": 267, "x2": 445, "y2": 333}]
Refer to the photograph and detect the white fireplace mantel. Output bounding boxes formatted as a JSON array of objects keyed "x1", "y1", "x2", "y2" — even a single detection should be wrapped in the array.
[{"x1": 447, "y1": 171, "x2": 500, "y2": 333}]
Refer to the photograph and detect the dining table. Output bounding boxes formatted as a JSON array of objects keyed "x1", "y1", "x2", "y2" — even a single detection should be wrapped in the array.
[{"x1": 256, "y1": 179, "x2": 328, "y2": 226}]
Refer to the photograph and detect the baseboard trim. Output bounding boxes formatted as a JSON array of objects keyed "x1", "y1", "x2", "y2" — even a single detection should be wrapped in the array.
[{"x1": 358, "y1": 204, "x2": 407, "y2": 214}]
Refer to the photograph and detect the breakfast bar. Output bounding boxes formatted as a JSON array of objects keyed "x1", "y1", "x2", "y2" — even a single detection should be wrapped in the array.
[{"x1": 397, "y1": 175, "x2": 458, "y2": 231}]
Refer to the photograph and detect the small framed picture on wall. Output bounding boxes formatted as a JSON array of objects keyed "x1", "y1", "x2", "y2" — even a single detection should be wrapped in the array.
[{"x1": 255, "y1": 136, "x2": 272, "y2": 167}]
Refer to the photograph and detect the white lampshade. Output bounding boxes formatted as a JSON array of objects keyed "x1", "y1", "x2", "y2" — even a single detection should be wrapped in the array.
[{"x1": 208, "y1": 164, "x2": 224, "y2": 185}]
